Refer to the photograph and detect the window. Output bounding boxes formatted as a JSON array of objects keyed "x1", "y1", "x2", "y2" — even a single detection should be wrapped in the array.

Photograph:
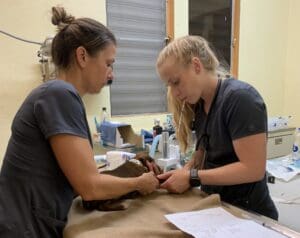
[
  {"x1": 189, "y1": 0, "x2": 240, "y2": 77},
  {"x1": 106, "y1": 0, "x2": 167, "y2": 116}
]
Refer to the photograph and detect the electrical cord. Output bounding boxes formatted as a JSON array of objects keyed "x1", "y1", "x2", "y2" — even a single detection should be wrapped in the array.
[{"x1": 0, "y1": 29, "x2": 42, "y2": 45}]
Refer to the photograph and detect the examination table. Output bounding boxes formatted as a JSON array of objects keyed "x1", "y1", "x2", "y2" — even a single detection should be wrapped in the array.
[{"x1": 63, "y1": 188, "x2": 299, "y2": 238}]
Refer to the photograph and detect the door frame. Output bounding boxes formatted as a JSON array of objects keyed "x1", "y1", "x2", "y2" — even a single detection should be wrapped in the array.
[{"x1": 167, "y1": 0, "x2": 240, "y2": 78}]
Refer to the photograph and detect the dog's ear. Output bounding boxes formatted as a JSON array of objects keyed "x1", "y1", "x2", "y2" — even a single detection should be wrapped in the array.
[
  {"x1": 134, "y1": 152, "x2": 152, "y2": 160},
  {"x1": 134, "y1": 152, "x2": 153, "y2": 167},
  {"x1": 134, "y1": 152, "x2": 162, "y2": 175}
]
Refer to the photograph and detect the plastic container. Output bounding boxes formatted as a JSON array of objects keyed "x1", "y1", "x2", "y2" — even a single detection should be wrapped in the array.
[
  {"x1": 292, "y1": 127, "x2": 300, "y2": 160},
  {"x1": 98, "y1": 107, "x2": 108, "y2": 145},
  {"x1": 168, "y1": 134, "x2": 180, "y2": 161}
]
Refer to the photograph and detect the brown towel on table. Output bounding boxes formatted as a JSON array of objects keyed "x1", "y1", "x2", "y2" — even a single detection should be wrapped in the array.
[{"x1": 64, "y1": 189, "x2": 221, "y2": 238}]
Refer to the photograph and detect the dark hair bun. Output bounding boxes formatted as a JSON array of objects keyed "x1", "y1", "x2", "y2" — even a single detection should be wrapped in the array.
[{"x1": 51, "y1": 6, "x2": 75, "y2": 30}]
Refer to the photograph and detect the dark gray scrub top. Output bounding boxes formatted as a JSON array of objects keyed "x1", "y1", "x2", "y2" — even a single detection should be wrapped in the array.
[
  {"x1": 194, "y1": 78, "x2": 278, "y2": 220},
  {"x1": 0, "y1": 80, "x2": 92, "y2": 237}
]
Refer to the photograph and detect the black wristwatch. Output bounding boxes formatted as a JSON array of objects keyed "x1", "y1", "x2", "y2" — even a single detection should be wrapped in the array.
[{"x1": 189, "y1": 169, "x2": 201, "y2": 187}]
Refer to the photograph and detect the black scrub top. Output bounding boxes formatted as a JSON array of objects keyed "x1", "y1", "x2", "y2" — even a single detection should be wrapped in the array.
[
  {"x1": 194, "y1": 78, "x2": 278, "y2": 220},
  {"x1": 0, "y1": 80, "x2": 92, "y2": 237}
]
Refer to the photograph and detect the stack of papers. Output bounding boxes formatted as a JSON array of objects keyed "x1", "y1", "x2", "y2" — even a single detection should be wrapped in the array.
[
  {"x1": 165, "y1": 207, "x2": 287, "y2": 238},
  {"x1": 267, "y1": 155, "x2": 300, "y2": 181}
]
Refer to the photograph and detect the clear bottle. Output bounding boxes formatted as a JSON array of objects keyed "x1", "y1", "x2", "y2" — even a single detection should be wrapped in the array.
[
  {"x1": 101, "y1": 107, "x2": 108, "y2": 123},
  {"x1": 292, "y1": 127, "x2": 300, "y2": 161},
  {"x1": 169, "y1": 133, "x2": 180, "y2": 160},
  {"x1": 153, "y1": 119, "x2": 162, "y2": 137},
  {"x1": 99, "y1": 107, "x2": 108, "y2": 145}
]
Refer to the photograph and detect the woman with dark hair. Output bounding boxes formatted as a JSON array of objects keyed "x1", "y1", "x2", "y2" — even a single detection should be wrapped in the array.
[{"x1": 0, "y1": 6, "x2": 158, "y2": 238}]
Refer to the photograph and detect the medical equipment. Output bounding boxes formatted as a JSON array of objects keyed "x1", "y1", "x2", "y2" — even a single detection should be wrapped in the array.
[
  {"x1": 268, "y1": 116, "x2": 292, "y2": 131},
  {"x1": 37, "y1": 36, "x2": 57, "y2": 82},
  {"x1": 0, "y1": 29, "x2": 53, "y2": 81},
  {"x1": 196, "y1": 78, "x2": 222, "y2": 169},
  {"x1": 267, "y1": 127, "x2": 296, "y2": 159},
  {"x1": 161, "y1": 131, "x2": 169, "y2": 158},
  {"x1": 156, "y1": 133, "x2": 180, "y2": 172}
]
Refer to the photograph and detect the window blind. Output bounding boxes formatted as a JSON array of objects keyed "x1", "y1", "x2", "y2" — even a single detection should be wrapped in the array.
[{"x1": 106, "y1": 0, "x2": 167, "y2": 115}]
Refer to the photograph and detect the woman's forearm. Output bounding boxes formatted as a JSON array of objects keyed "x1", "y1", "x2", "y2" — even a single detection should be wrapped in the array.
[
  {"x1": 82, "y1": 174, "x2": 140, "y2": 201},
  {"x1": 199, "y1": 161, "x2": 265, "y2": 186}
]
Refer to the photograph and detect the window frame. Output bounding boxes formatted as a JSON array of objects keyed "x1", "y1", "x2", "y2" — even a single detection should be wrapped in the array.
[{"x1": 187, "y1": 0, "x2": 240, "y2": 78}]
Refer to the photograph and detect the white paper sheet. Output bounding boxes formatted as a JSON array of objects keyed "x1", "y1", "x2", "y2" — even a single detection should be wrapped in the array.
[
  {"x1": 165, "y1": 207, "x2": 287, "y2": 238},
  {"x1": 267, "y1": 155, "x2": 300, "y2": 182}
]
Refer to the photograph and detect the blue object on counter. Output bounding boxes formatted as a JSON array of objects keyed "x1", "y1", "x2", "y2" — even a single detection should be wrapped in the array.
[
  {"x1": 149, "y1": 134, "x2": 161, "y2": 158},
  {"x1": 141, "y1": 129, "x2": 153, "y2": 143},
  {"x1": 95, "y1": 119, "x2": 130, "y2": 146},
  {"x1": 292, "y1": 159, "x2": 300, "y2": 168}
]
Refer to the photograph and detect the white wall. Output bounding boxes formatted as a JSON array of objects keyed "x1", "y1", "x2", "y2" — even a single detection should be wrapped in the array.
[
  {"x1": 174, "y1": 0, "x2": 188, "y2": 37},
  {"x1": 239, "y1": 0, "x2": 289, "y2": 117},
  {"x1": 239, "y1": 0, "x2": 300, "y2": 128},
  {"x1": 284, "y1": 0, "x2": 300, "y2": 127}
]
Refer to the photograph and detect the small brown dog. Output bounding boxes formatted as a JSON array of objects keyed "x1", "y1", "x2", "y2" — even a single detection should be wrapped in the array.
[{"x1": 82, "y1": 152, "x2": 162, "y2": 211}]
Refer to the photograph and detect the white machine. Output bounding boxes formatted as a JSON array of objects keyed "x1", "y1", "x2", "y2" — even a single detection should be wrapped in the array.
[
  {"x1": 155, "y1": 132, "x2": 181, "y2": 172},
  {"x1": 267, "y1": 127, "x2": 295, "y2": 159}
]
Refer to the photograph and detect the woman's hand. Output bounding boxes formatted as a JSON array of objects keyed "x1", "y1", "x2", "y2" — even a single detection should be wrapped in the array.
[
  {"x1": 157, "y1": 169, "x2": 190, "y2": 193},
  {"x1": 137, "y1": 171, "x2": 159, "y2": 195}
]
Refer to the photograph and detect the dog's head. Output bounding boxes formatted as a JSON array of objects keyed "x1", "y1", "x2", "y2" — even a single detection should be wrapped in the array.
[
  {"x1": 133, "y1": 152, "x2": 162, "y2": 174},
  {"x1": 101, "y1": 152, "x2": 162, "y2": 178},
  {"x1": 82, "y1": 152, "x2": 162, "y2": 211}
]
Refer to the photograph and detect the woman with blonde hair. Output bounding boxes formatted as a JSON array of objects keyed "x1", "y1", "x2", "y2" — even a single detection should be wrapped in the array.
[{"x1": 156, "y1": 35, "x2": 278, "y2": 220}]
